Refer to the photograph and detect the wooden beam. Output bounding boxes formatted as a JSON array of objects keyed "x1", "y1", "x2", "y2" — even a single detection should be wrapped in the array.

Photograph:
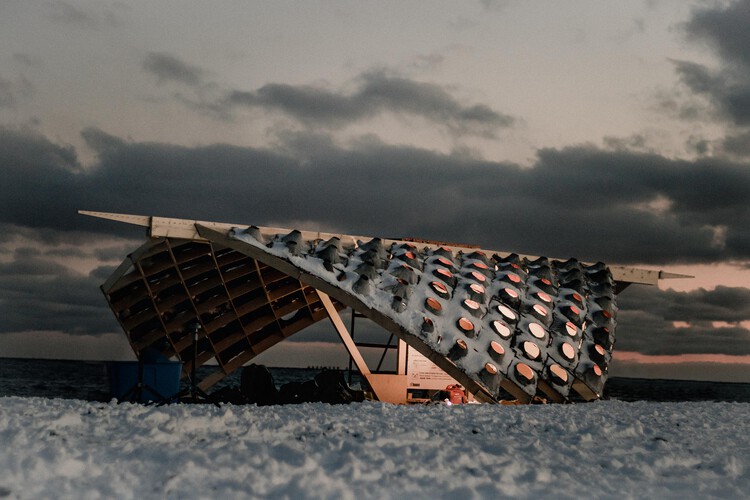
[
  {"x1": 317, "y1": 291, "x2": 416, "y2": 403},
  {"x1": 397, "y1": 339, "x2": 407, "y2": 376},
  {"x1": 84, "y1": 211, "x2": 693, "y2": 286},
  {"x1": 609, "y1": 265, "x2": 692, "y2": 286},
  {"x1": 78, "y1": 210, "x2": 150, "y2": 227},
  {"x1": 316, "y1": 291, "x2": 371, "y2": 377}
]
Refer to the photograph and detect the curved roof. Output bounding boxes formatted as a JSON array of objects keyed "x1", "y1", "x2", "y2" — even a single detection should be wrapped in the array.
[{"x1": 84, "y1": 211, "x2": 689, "y2": 403}]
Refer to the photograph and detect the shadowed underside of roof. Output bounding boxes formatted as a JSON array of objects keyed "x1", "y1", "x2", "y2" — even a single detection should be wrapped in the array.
[
  {"x1": 100, "y1": 236, "x2": 346, "y2": 391},
  {"x1": 85, "y1": 211, "x2": 689, "y2": 403}
]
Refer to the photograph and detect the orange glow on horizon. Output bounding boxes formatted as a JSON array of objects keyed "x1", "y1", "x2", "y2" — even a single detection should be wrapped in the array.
[{"x1": 615, "y1": 351, "x2": 750, "y2": 365}]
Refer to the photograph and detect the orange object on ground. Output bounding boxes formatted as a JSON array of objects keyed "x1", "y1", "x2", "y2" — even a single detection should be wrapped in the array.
[{"x1": 447, "y1": 384, "x2": 467, "y2": 404}]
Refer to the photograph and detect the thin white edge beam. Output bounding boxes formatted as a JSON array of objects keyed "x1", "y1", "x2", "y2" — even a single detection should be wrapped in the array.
[{"x1": 79, "y1": 210, "x2": 693, "y2": 286}]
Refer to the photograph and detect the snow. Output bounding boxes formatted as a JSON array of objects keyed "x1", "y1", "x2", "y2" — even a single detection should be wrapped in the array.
[{"x1": 1, "y1": 397, "x2": 748, "y2": 499}]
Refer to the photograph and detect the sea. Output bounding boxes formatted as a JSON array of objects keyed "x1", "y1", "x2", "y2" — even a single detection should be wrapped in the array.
[{"x1": 1, "y1": 357, "x2": 750, "y2": 403}]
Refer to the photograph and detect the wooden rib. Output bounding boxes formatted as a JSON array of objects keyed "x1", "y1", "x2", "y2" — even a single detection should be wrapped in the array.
[
  {"x1": 198, "y1": 368, "x2": 234, "y2": 392},
  {"x1": 241, "y1": 313, "x2": 278, "y2": 335},
  {"x1": 131, "y1": 328, "x2": 168, "y2": 352},
  {"x1": 221, "y1": 263, "x2": 257, "y2": 282},
  {"x1": 536, "y1": 379, "x2": 566, "y2": 404},
  {"x1": 233, "y1": 294, "x2": 272, "y2": 318},
  {"x1": 220, "y1": 350, "x2": 257, "y2": 378},
  {"x1": 163, "y1": 240, "x2": 213, "y2": 363},
  {"x1": 138, "y1": 256, "x2": 175, "y2": 277},
  {"x1": 267, "y1": 281, "x2": 304, "y2": 301},
  {"x1": 155, "y1": 293, "x2": 190, "y2": 312},
  {"x1": 215, "y1": 249, "x2": 247, "y2": 266},
  {"x1": 194, "y1": 294, "x2": 230, "y2": 315},
  {"x1": 280, "y1": 314, "x2": 317, "y2": 338},
  {"x1": 273, "y1": 296, "x2": 307, "y2": 320},
  {"x1": 109, "y1": 283, "x2": 149, "y2": 310},
  {"x1": 148, "y1": 274, "x2": 182, "y2": 295},
  {"x1": 106, "y1": 269, "x2": 143, "y2": 295},
  {"x1": 226, "y1": 277, "x2": 263, "y2": 296},
  {"x1": 572, "y1": 379, "x2": 600, "y2": 401},
  {"x1": 212, "y1": 331, "x2": 251, "y2": 356},
  {"x1": 179, "y1": 257, "x2": 215, "y2": 280}
]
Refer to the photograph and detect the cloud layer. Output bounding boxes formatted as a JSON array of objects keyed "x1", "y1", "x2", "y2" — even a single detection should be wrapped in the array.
[
  {"x1": 142, "y1": 52, "x2": 207, "y2": 87},
  {"x1": 1, "y1": 124, "x2": 749, "y2": 357},
  {"x1": 671, "y1": 1, "x2": 750, "y2": 155},
  {"x1": 221, "y1": 71, "x2": 515, "y2": 138},
  {"x1": 1, "y1": 1, "x2": 749, "y2": 364},
  {"x1": 141, "y1": 53, "x2": 516, "y2": 139},
  {"x1": 617, "y1": 285, "x2": 750, "y2": 356},
  {"x1": 2, "y1": 126, "x2": 749, "y2": 264}
]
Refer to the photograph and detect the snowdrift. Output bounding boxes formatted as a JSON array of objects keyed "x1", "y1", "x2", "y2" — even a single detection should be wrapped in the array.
[{"x1": 1, "y1": 397, "x2": 747, "y2": 498}]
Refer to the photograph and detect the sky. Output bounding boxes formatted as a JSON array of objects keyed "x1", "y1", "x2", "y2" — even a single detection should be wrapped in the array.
[{"x1": 1, "y1": 0, "x2": 749, "y2": 382}]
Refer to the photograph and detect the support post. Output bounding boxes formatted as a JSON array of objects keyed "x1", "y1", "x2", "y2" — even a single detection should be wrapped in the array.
[
  {"x1": 397, "y1": 339, "x2": 407, "y2": 376},
  {"x1": 316, "y1": 290, "x2": 381, "y2": 395},
  {"x1": 316, "y1": 290, "x2": 409, "y2": 403}
]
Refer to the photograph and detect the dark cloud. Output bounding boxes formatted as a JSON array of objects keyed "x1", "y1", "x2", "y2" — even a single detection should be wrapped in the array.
[
  {"x1": 80, "y1": 126, "x2": 126, "y2": 155},
  {"x1": 0, "y1": 250, "x2": 117, "y2": 335},
  {"x1": 602, "y1": 134, "x2": 649, "y2": 152},
  {"x1": 0, "y1": 76, "x2": 15, "y2": 108},
  {"x1": 617, "y1": 285, "x2": 750, "y2": 355},
  {"x1": 142, "y1": 52, "x2": 207, "y2": 87},
  {"x1": 672, "y1": 59, "x2": 750, "y2": 126},
  {"x1": 92, "y1": 243, "x2": 142, "y2": 262},
  {"x1": 686, "y1": 135, "x2": 711, "y2": 156},
  {"x1": 0, "y1": 74, "x2": 33, "y2": 108},
  {"x1": 45, "y1": 246, "x2": 88, "y2": 258},
  {"x1": 2, "y1": 126, "x2": 750, "y2": 265},
  {"x1": 621, "y1": 285, "x2": 750, "y2": 323},
  {"x1": 48, "y1": 1, "x2": 96, "y2": 27},
  {"x1": 0, "y1": 224, "x2": 138, "y2": 338},
  {"x1": 90, "y1": 264, "x2": 117, "y2": 283},
  {"x1": 672, "y1": 60, "x2": 720, "y2": 97},
  {"x1": 652, "y1": 85, "x2": 709, "y2": 122},
  {"x1": 685, "y1": 1, "x2": 750, "y2": 71},
  {"x1": 0, "y1": 128, "x2": 84, "y2": 234},
  {"x1": 1, "y1": 126, "x2": 749, "y2": 356},
  {"x1": 225, "y1": 84, "x2": 363, "y2": 126},
  {"x1": 405, "y1": 53, "x2": 446, "y2": 72},
  {"x1": 221, "y1": 70, "x2": 515, "y2": 138},
  {"x1": 48, "y1": 1, "x2": 119, "y2": 29},
  {"x1": 1, "y1": 127, "x2": 79, "y2": 171},
  {"x1": 722, "y1": 130, "x2": 750, "y2": 157},
  {"x1": 674, "y1": 2, "x2": 750, "y2": 126},
  {"x1": 0, "y1": 221, "x2": 137, "y2": 250}
]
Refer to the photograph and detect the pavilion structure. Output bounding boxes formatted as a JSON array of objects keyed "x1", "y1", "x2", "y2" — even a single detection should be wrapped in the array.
[{"x1": 81, "y1": 211, "x2": 689, "y2": 404}]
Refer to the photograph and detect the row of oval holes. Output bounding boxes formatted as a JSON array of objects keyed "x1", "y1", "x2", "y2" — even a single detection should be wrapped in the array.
[{"x1": 421, "y1": 277, "x2": 605, "y2": 387}]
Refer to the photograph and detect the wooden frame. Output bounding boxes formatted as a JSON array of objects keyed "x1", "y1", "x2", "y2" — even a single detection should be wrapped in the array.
[{"x1": 83, "y1": 211, "x2": 690, "y2": 403}]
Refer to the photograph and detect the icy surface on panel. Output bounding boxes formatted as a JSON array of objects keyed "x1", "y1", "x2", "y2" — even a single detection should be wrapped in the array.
[{"x1": 232, "y1": 228, "x2": 618, "y2": 401}]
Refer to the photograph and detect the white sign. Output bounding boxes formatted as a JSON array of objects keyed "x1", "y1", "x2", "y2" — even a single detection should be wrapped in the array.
[{"x1": 406, "y1": 346, "x2": 458, "y2": 390}]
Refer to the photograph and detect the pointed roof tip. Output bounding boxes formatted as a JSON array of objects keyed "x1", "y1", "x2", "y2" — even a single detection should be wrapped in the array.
[
  {"x1": 658, "y1": 271, "x2": 695, "y2": 280},
  {"x1": 78, "y1": 210, "x2": 151, "y2": 227},
  {"x1": 82, "y1": 211, "x2": 692, "y2": 285}
]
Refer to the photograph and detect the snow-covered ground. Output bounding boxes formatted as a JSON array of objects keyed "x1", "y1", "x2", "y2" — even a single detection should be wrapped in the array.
[{"x1": 0, "y1": 398, "x2": 748, "y2": 499}]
